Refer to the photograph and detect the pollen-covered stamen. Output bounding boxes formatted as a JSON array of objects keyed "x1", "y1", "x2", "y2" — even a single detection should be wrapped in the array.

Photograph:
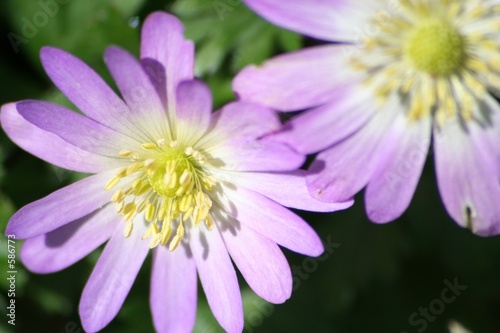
[
  {"x1": 105, "y1": 139, "x2": 217, "y2": 250},
  {"x1": 348, "y1": 0, "x2": 500, "y2": 124}
]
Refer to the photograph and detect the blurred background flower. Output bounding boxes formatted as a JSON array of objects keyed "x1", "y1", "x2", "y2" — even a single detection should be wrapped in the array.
[{"x1": 0, "y1": 0, "x2": 499, "y2": 332}]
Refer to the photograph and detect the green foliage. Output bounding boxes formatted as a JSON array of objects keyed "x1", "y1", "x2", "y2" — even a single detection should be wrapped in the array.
[{"x1": 172, "y1": 0, "x2": 302, "y2": 107}]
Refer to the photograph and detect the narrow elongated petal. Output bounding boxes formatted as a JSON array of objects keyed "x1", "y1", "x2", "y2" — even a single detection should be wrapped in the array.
[
  {"x1": 151, "y1": 245, "x2": 197, "y2": 333},
  {"x1": 141, "y1": 12, "x2": 194, "y2": 107},
  {"x1": 213, "y1": 141, "x2": 304, "y2": 172},
  {"x1": 215, "y1": 170, "x2": 352, "y2": 212},
  {"x1": 234, "y1": 45, "x2": 362, "y2": 111},
  {"x1": 434, "y1": 108, "x2": 500, "y2": 236},
  {"x1": 219, "y1": 185, "x2": 324, "y2": 257},
  {"x1": 201, "y1": 102, "x2": 305, "y2": 171},
  {"x1": 6, "y1": 170, "x2": 117, "y2": 239},
  {"x1": 175, "y1": 80, "x2": 213, "y2": 145},
  {"x1": 221, "y1": 220, "x2": 292, "y2": 304},
  {"x1": 104, "y1": 46, "x2": 169, "y2": 140},
  {"x1": 21, "y1": 205, "x2": 119, "y2": 274},
  {"x1": 79, "y1": 220, "x2": 149, "y2": 333},
  {"x1": 365, "y1": 114, "x2": 432, "y2": 223},
  {"x1": 201, "y1": 101, "x2": 282, "y2": 146},
  {"x1": 242, "y1": 0, "x2": 374, "y2": 42},
  {"x1": 17, "y1": 100, "x2": 137, "y2": 157},
  {"x1": 271, "y1": 85, "x2": 376, "y2": 154},
  {"x1": 0, "y1": 103, "x2": 114, "y2": 173},
  {"x1": 307, "y1": 97, "x2": 401, "y2": 202},
  {"x1": 40, "y1": 47, "x2": 134, "y2": 132},
  {"x1": 190, "y1": 226, "x2": 243, "y2": 333}
]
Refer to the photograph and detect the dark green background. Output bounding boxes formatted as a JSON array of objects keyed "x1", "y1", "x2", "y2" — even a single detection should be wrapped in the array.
[{"x1": 0, "y1": 0, "x2": 499, "y2": 332}]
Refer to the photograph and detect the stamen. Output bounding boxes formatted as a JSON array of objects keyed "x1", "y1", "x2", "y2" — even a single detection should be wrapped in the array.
[
  {"x1": 105, "y1": 138, "x2": 218, "y2": 250},
  {"x1": 348, "y1": 0, "x2": 498, "y2": 124},
  {"x1": 119, "y1": 150, "x2": 132, "y2": 157},
  {"x1": 142, "y1": 142, "x2": 158, "y2": 150}
]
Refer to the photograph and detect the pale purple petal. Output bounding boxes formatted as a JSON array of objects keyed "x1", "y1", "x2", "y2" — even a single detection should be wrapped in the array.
[
  {"x1": 150, "y1": 244, "x2": 197, "y2": 333},
  {"x1": 175, "y1": 80, "x2": 213, "y2": 145},
  {"x1": 201, "y1": 102, "x2": 304, "y2": 171},
  {"x1": 190, "y1": 226, "x2": 243, "y2": 333},
  {"x1": 242, "y1": 0, "x2": 374, "y2": 42},
  {"x1": 17, "y1": 100, "x2": 138, "y2": 157},
  {"x1": 217, "y1": 170, "x2": 352, "y2": 212},
  {"x1": 140, "y1": 12, "x2": 194, "y2": 108},
  {"x1": 0, "y1": 103, "x2": 113, "y2": 173},
  {"x1": 307, "y1": 97, "x2": 401, "y2": 202},
  {"x1": 221, "y1": 220, "x2": 292, "y2": 304},
  {"x1": 234, "y1": 45, "x2": 362, "y2": 111},
  {"x1": 40, "y1": 47, "x2": 134, "y2": 133},
  {"x1": 21, "y1": 205, "x2": 120, "y2": 274},
  {"x1": 434, "y1": 102, "x2": 500, "y2": 236},
  {"x1": 201, "y1": 101, "x2": 282, "y2": 144},
  {"x1": 104, "y1": 46, "x2": 169, "y2": 140},
  {"x1": 478, "y1": 96, "x2": 500, "y2": 177},
  {"x1": 219, "y1": 185, "x2": 324, "y2": 257},
  {"x1": 6, "y1": 170, "x2": 117, "y2": 239},
  {"x1": 79, "y1": 220, "x2": 149, "y2": 333},
  {"x1": 365, "y1": 114, "x2": 431, "y2": 223},
  {"x1": 212, "y1": 140, "x2": 305, "y2": 172},
  {"x1": 270, "y1": 85, "x2": 376, "y2": 154}
]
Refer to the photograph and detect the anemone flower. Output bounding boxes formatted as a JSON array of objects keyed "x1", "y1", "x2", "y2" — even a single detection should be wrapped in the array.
[
  {"x1": 234, "y1": 0, "x2": 500, "y2": 235},
  {"x1": 1, "y1": 11, "x2": 351, "y2": 333}
]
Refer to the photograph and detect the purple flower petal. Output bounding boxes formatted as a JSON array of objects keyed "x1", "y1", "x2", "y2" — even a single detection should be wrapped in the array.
[
  {"x1": 40, "y1": 47, "x2": 134, "y2": 133},
  {"x1": 175, "y1": 80, "x2": 213, "y2": 144},
  {"x1": 190, "y1": 226, "x2": 243, "y2": 333},
  {"x1": 0, "y1": 103, "x2": 112, "y2": 173},
  {"x1": 213, "y1": 140, "x2": 305, "y2": 172},
  {"x1": 205, "y1": 101, "x2": 282, "y2": 142},
  {"x1": 478, "y1": 96, "x2": 500, "y2": 177},
  {"x1": 221, "y1": 219, "x2": 292, "y2": 304},
  {"x1": 434, "y1": 98, "x2": 500, "y2": 236},
  {"x1": 220, "y1": 170, "x2": 353, "y2": 212},
  {"x1": 16, "y1": 100, "x2": 138, "y2": 157},
  {"x1": 270, "y1": 85, "x2": 376, "y2": 154},
  {"x1": 307, "y1": 98, "x2": 401, "y2": 202},
  {"x1": 79, "y1": 220, "x2": 149, "y2": 333},
  {"x1": 365, "y1": 114, "x2": 431, "y2": 223},
  {"x1": 21, "y1": 205, "x2": 120, "y2": 274},
  {"x1": 234, "y1": 45, "x2": 362, "y2": 112},
  {"x1": 220, "y1": 185, "x2": 324, "y2": 257},
  {"x1": 242, "y1": 0, "x2": 373, "y2": 42},
  {"x1": 203, "y1": 102, "x2": 304, "y2": 171},
  {"x1": 141, "y1": 12, "x2": 194, "y2": 108},
  {"x1": 150, "y1": 244, "x2": 197, "y2": 333},
  {"x1": 6, "y1": 170, "x2": 117, "y2": 239},
  {"x1": 104, "y1": 46, "x2": 169, "y2": 140}
]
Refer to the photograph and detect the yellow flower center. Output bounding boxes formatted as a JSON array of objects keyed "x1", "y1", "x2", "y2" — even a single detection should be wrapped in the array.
[
  {"x1": 105, "y1": 139, "x2": 216, "y2": 250},
  {"x1": 405, "y1": 20, "x2": 465, "y2": 76},
  {"x1": 348, "y1": 0, "x2": 500, "y2": 125}
]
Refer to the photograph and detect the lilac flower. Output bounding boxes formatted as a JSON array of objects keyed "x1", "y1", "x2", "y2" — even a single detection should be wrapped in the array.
[
  {"x1": 234, "y1": 0, "x2": 500, "y2": 235},
  {"x1": 1, "y1": 12, "x2": 351, "y2": 333}
]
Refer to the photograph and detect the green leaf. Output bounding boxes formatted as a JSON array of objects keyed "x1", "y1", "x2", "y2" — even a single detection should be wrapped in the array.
[
  {"x1": 5, "y1": 0, "x2": 140, "y2": 77},
  {"x1": 172, "y1": 0, "x2": 302, "y2": 79}
]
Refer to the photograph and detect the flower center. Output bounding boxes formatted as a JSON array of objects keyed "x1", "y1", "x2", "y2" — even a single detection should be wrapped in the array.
[
  {"x1": 348, "y1": 0, "x2": 500, "y2": 124},
  {"x1": 405, "y1": 20, "x2": 465, "y2": 76},
  {"x1": 105, "y1": 139, "x2": 216, "y2": 250}
]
